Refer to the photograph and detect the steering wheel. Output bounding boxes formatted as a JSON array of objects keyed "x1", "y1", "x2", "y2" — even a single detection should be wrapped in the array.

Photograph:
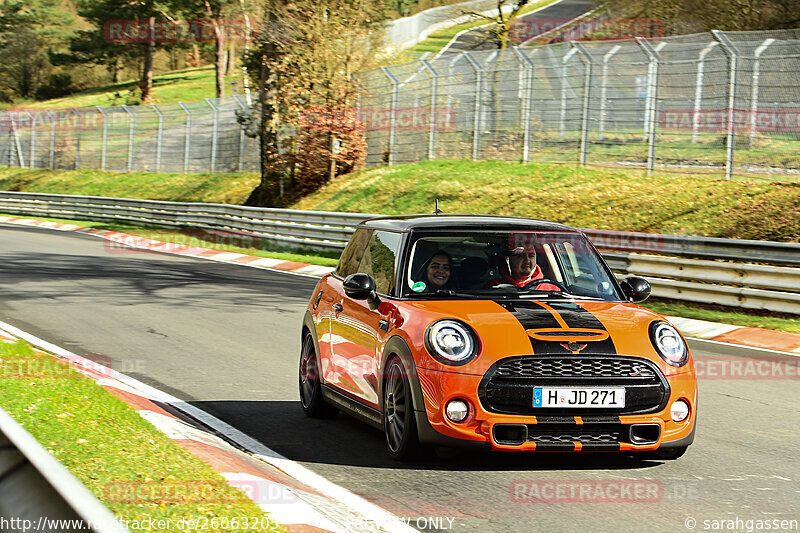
[{"x1": 523, "y1": 278, "x2": 568, "y2": 292}]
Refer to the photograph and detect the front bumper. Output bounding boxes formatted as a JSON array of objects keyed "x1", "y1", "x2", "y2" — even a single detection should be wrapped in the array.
[{"x1": 414, "y1": 361, "x2": 696, "y2": 452}]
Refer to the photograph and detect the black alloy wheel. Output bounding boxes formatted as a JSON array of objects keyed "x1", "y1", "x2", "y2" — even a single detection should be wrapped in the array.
[
  {"x1": 299, "y1": 332, "x2": 337, "y2": 418},
  {"x1": 383, "y1": 358, "x2": 421, "y2": 461}
]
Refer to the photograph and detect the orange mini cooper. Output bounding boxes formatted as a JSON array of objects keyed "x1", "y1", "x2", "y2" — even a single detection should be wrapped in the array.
[{"x1": 300, "y1": 215, "x2": 697, "y2": 461}]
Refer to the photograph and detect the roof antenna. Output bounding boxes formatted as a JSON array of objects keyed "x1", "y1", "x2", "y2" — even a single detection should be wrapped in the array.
[{"x1": 433, "y1": 199, "x2": 443, "y2": 215}]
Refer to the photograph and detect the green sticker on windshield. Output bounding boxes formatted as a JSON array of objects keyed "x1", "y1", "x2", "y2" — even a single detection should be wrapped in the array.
[{"x1": 411, "y1": 281, "x2": 426, "y2": 292}]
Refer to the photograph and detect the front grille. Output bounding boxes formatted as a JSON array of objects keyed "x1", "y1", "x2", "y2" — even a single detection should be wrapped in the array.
[
  {"x1": 493, "y1": 357, "x2": 656, "y2": 380},
  {"x1": 479, "y1": 355, "x2": 669, "y2": 416},
  {"x1": 492, "y1": 421, "x2": 649, "y2": 451},
  {"x1": 528, "y1": 425, "x2": 621, "y2": 443}
]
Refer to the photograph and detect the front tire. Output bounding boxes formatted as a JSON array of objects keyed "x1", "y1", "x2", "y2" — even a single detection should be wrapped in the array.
[
  {"x1": 299, "y1": 332, "x2": 337, "y2": 418},
  {"x1": 383, "y1": 358, "x2": 422, "y2": 461}
]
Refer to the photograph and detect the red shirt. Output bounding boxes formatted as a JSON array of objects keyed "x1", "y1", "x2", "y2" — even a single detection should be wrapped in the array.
[{"x1": 485, "y1": 265, "x2": 560, "y2": 290}]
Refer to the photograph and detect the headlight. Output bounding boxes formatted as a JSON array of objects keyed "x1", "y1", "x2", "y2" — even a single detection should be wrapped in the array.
[
  {"x1": 650, "y1": 321, "x2": 688, "y2": 367},
  {"x1": 425, "y1": 320, "x2": 478, "y2": 366}
]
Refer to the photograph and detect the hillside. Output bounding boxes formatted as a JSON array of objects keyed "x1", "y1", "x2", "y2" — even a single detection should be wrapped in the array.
[
  {"x1": 291, "y1": 160, "x2": 800, "y2": 242},
  {"x1": 1, "y1": 161, "x2": 798, "y2": 242}
]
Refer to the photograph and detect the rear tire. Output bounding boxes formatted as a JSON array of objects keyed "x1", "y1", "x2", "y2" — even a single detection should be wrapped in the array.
[
  {"x1": 383, "y1": 357, "x2": 422, "y2": 461},
  {"x1": 299, "y1": 332, "x2": 338, "y2": 418}
]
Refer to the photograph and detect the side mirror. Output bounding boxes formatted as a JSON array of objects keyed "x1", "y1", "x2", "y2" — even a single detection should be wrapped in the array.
[
  {"x1": 343, "y1": 273, "x2": 377, "y2": 300},
  {"x1": 619, "y1": 276, "x2": 651, "y2": 303}
]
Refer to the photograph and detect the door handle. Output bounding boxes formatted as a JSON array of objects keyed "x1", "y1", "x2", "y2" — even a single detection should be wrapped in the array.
[{"x1": 332, "y1": 303, "x2": 343, "y2": 312}]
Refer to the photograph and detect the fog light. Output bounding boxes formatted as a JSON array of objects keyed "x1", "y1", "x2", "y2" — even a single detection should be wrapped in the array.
[
  {"x1": 445, "y1": 400, "x2": 469, "y2": 423},
  {"x1": 671, "y1": 399, "x2": 690, "y2": 422}
]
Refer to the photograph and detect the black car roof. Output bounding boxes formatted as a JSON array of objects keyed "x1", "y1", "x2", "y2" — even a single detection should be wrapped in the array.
[{"x1": 359, "y1": 214, "x2": 581, "y2": 233}]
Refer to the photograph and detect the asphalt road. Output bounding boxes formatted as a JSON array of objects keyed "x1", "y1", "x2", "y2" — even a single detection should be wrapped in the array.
[
  {"x1": 2, "y1": 224, "x2": 799, "y2": 532},
  {"x1": 441, "y1": 0, "x2": 594, "y2": 54}
]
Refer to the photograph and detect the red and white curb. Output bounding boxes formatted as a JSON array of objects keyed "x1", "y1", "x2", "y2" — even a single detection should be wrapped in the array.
[
  {"x1": 0, "y1": 216, "x2": 336, "y2": 278},
  {"x1": 0, "y1": 321, "x2": 416, "y2": 533},
  {"x1": 2, "y1": 214, "x2": 799, "y2": 355},
  {"x1": 667, "y1": 316, "x2": 800, "y2": 355}
]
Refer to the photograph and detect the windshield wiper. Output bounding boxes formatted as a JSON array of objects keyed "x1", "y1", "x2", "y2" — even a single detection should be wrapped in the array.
[{"x1": 434, "y1": 289, "x2": 477, "y2": 298}]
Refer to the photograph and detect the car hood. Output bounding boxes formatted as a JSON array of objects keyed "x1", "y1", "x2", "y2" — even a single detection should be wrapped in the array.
[{"x1": 399, "y1": 299, "x2": 671, "y2": 375}]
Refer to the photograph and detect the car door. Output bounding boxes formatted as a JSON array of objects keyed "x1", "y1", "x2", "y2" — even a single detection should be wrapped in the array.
[
  {"x1": 329, "y1": 230, "x2": 401, "y2": 409},
  {"x1": 322, "y1": 229, "x2": 371, "y2": 388}
]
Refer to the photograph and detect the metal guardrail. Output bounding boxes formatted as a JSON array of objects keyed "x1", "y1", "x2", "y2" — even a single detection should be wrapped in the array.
[
  {"x1": 0, "y1": 406, "x2": 130, "y2": 533},
  {"x1": 0, "y1": 191, "x2": 798, "y2": 314}
]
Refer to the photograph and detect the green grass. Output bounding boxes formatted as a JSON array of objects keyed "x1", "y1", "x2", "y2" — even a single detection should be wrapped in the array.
[
  {"x1": 1, "y1": 66, "x2": 239, "y2": 110},
  {"x1": 0, "y1": 341, "x2": 283, "y2": 532},
  {"x1": 398, "y1": 0, "x2": 561, "y2": 58},
  {"x1": 291, "y1": 160, "x2": 800, "y2": 242},
  {"x1": 0, "y1": 166, "x2": 260, "y2": 205}
]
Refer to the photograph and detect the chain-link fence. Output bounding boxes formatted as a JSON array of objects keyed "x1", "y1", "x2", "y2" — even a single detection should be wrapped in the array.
[
  {"x1": 0, "y1": 96, "x2": 260, "y2": 174},
  {"x1": 358, "y1": 29, "x2": 800, "y2": 179},
  {"x1": 0, "y1": 30, "x2": 797, "y2": 180}
]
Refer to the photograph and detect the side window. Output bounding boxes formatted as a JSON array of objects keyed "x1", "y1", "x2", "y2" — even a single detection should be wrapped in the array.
[
  {"x1": 357, "y1": 231, "x2": 402, "y2": 295},
  {"x1": 336, "y1": 229, "x2": 372, "y2": 278}
]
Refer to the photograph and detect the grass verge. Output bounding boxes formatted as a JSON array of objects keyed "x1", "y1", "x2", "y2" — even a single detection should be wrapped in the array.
[
  {"x1": 398, "y1": 0, "x2": 561, "y2": 58},
  {"x1": 1, "y1": 67, "x2": 239, "y2": 110},
  {"x1": 0, "y1": 341, "x2": 283, "y2": 532},
  {"x1": 291, "y1": 160, "x2": 800, "y2": 243},
  {"x1": 641, "y1": 299, "x2": 800, "y2": 334},
  {"x1": 0, "y1": 166, "x2": 260, "y2": 205}
]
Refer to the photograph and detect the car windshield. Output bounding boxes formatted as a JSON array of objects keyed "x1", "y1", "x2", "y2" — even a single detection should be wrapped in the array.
[{"x1": 403, "y1": 230, "x2": 622, "y2": 301}]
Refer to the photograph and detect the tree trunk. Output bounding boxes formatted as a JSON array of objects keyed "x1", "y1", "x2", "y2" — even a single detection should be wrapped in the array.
[
  {"x1": 245, "y1": 48, "x2": 285, "y2": 207},
  {"x1": 190, "y1": 44, "x2": 201, "y2": 68},
  {"x1": 226, "y1": 42, "x2": 236, "y2": 75},
  {"x1": 140, "y1": 17, "x2": 155, "y2": 103},
  {"x1": 214, "y1": 19, "x2": 226, "y2": 99}
]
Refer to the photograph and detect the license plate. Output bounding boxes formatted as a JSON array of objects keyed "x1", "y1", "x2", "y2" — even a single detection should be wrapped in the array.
[{"x1": 533, "y1": 387, "x2": 625, "y2": 408}]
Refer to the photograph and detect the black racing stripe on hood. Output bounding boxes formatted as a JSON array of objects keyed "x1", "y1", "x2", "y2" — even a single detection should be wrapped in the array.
[{"x1": 499, "y1": 300, "x2": 617, "y2": 355}]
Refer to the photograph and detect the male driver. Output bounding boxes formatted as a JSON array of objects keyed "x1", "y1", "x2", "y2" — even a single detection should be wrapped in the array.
[{"x1": 486, "y1": 244, "x2": 560, "y2": 290}]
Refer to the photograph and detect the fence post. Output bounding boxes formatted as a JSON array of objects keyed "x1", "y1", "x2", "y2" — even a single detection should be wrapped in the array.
[
  {"x1": 232, "y1": 95, "x2": 247, "y2": 172},
  {"x1": 380, "y1": 67, "x2": 399, "y2": 166},
  {"x1": 96, "y1": 107, "x2": 108, "y2": 171},
  {"x1": 71, "y1": 108, "x2": 81, "y2": 170},
  {"x1": 641, "y1": 42, "x2": 666, "y2": 143},
  {"x1": 420, "y1": 59, "x2": 438, "y2": 161},
  {"x1": 750, "y1": 38, "x2": 775, "y2": 147},
  {"x1": 598, "y1": 44, "x2": 621, "y2": 141},
  {"x1": 570, "y1": 42, "x2": 593, "y2": 167},
  {"x1": 712, "y1": 30, "x2": 739, "y2": 181},
  {"x1": 636, "y1": 38, "x2": 663, "y2": 175},
  {"x1": 26, "y1": 111, "x2": 36, "y2": 169},
  {"x1": 692, "y1": 42, "x2": 719, "y2": 143},
  {"x1": 122, "y1": 105, "x2": 135, "y2": 172},
  {"x1": 462, "y1": 53, "x2": 483, "y2": 161},
  {"x1": 560, "y1": 47, "x2": 578, "y2": 141},
  {"x1": 513, "y1": 47, "x2": 537, "y2": 163},
  {"x1": 151, "y1": 104, "x2": 163, "y2": 172},
  {"x1": 46, "y1": 110, "x2": 56, "y2": 169},
  {"x1": 179, "y1": 102, "x2": 191, "y2": 173},
  {"x1": 10, "y1": 112, "x2": 25, "y2": 168},
  {"x1": 205, "y1": 98, "x2": 219, "y2": 173}
]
